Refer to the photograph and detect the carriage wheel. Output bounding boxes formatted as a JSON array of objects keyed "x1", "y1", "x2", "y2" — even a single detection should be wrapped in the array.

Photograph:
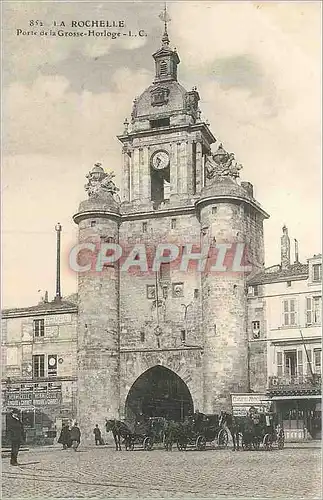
[
  {"x1": 277, "y1": 430, "x2": 285, "y2": 450},
  {"x1": 263, "y1": 434, "x2": 272, "y2": 451},
  {"x1": 217, "y1": 429, "x2": 228, "y2": 449},
  {"x1": 196, "y1": 435, "x2": 207, "y2": 451},
  {"x1": 143, "y1": 437, "x2": 153, "y2": 451}
]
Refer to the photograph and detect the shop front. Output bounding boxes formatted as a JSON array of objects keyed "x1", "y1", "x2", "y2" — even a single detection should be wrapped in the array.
[
  {"x1": 267, "y1": 375, "x2": 321, "y2": 441},
  {"x1": 271, "y1": 396, "x2": 321, "y2": 441},
  {"x1": 2, "y1": 379, "x2": 77, "y2": 445}
]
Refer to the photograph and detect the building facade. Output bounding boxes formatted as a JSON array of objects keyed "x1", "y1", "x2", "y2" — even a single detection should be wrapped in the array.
[
  {"x1": 248, "y1": 228, "x2": 322, "y2": 440},
  {"x1": 1, "y1": 296, "x2": 78, "y2": 444},
  {"x1": 73, "y1": 27, "x2": 269, "y2": 441}
]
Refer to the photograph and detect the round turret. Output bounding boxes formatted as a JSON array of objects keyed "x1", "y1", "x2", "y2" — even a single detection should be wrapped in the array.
[{"x1": 73, "y1": 164, "x2": 121, "y2": 442}]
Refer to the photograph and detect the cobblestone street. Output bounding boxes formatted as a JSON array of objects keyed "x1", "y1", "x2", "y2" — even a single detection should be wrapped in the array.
[{"x1": 2, "y1": 444, "x2": 321, "y2": 499}]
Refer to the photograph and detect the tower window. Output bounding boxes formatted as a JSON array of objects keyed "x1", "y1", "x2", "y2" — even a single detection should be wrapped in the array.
[
  {"x1": 142, "y1": 222, "x2": 148, "y2": 232},
  {"x1": 140, "y1": 330, "x2": 145, "y2": 343},
  {"x1": 151, "y1": 165, "x2": 170, "y2": 204},
  {"x1": 252, "y1": 321, "x2": 260, "y2": 339},
  {"x1": 150, "y1": 118, "x2": 170, "y2": 129},
  {"x1": 160, "y1": 262, "x2": 170, "y2": 281},
  {"x1": 160, "y1": 60, "x2": 167, "y2": 76},
  {"x1": 212, "y1": 206, "x2": 217, "y2": 215},
  {"x1": 171, "y1": 219, "x2": 176, "y2": 229},
  {"x1": 192, "y1": 142, "x2": 197, "y2": 194},
  {"x1": 90, "y1": 220, "x2": 96, "y2": 227},
  {"x1": 181, "y1": 329, "x2": 186, "y2": 343},
  {"x1": 194, "y1": 288, "x2": 199, "y2": 299}
]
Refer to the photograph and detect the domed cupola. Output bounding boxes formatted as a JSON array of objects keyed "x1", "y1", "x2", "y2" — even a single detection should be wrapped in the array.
[{"x1": 128, "y1": 8, "x2": 201, "y2": 132}]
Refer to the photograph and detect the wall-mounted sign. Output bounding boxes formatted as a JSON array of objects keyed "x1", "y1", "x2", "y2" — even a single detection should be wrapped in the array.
[
  {"x1": 231, "y1": 393, "x2": 270, "y2": 416},
  {"x1": 5, "y1": 382, "x2": 62, "y2": 408}
]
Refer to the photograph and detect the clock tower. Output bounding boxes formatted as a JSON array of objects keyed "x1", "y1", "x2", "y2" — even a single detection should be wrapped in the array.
[
  {"x1": 74, "y1": 15, "x2": 269, "y2": 441},
  {"x1": 118, "y1": 21, "x2": 215, "y2": 207}
]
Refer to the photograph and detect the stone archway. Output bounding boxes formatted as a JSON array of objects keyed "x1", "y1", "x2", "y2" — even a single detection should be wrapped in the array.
[{"x1": 125, "y1": 365, "x2": 194, "y2": 422}]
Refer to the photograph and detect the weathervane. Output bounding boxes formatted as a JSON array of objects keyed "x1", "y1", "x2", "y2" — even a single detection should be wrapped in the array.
[{"x1": 159, "y1": 3, "x2": 171, "y2": 46}]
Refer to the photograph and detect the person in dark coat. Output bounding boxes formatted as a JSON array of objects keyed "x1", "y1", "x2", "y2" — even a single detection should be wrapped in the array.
[
  {"x1": 93, "y1": 424, "x2": 102, "y2": 445},
  {"x1": 7, "y1": 408, "x2": 25, "y2": 466},
  {"x1": 70, "y1": 422, "x2": 81, "y2": 451},
  {"x1": 58, "y1": 423, "x2": 71, "y2": 450}
]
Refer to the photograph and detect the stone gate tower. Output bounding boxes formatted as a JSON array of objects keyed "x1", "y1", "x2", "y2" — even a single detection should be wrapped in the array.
[{"x1": 73, "y1": 24, "x2": 269, "y2": 440}]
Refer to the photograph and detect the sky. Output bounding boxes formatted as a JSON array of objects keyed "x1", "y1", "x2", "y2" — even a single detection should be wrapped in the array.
[{"x1": 2, "y1": 0, "x2": 321, "y2": 308}]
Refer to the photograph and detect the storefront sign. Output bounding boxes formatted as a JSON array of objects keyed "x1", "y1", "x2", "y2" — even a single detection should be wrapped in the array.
[
  {"x1": 5, "y1": 382, "x2": 62, "y2": 408},
  {"x1": 231, "y1": 393, "x2": 270, "y2": 415}
]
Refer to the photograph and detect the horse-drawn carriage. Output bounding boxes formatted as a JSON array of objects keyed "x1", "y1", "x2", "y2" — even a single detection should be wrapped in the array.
[
  {"x1": 106, "y1": 416, "x2": 166, "y2": 451},
  {"x1": 165, "y1": 412, "x2": 228, "y2": 451},
  {"x1": 220, "y1": 407, "x2": 285, "y2": 451}
]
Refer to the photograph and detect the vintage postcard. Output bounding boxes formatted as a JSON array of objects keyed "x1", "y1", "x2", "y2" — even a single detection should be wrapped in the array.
[{"x1": 1, "y1": 1, "x2": 321, "y2": 499}]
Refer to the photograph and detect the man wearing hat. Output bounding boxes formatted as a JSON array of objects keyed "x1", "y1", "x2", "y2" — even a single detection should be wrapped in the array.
[{"x1": 7, "y1": 408, "x2": 25, "y2": 466}]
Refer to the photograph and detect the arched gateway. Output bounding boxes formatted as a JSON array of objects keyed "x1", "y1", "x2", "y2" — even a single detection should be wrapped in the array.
[{"x1": 125, "y1": 366, "x2": 194, "y2": 422}]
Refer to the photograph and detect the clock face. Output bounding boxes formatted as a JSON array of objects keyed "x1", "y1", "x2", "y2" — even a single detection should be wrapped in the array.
[
  {"x1": 151, "y1": 150, "x2": 169, "y2": 170},
  {"x1": 48, "y1": 357, "x2": 56, "y2": 366}
]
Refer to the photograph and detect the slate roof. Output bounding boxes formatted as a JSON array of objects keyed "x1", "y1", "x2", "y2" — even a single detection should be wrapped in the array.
[
  {"x1": 248, "y1": 262, "x2": 309, "y2": 285},
  {"x1": 2, "y1": 295, "x2": 78, "y2": 318}
]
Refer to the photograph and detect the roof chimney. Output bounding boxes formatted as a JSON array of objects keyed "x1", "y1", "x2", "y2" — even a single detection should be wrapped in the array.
[
  {"x1": 281, "y1": 225, "x2": 290, "y2": 270},
  {"x1": 294, "y1": 239, "x2": 299, "y2": 263}
]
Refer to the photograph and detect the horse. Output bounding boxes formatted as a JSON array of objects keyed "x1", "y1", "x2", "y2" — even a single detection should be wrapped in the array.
[
  {"x1": 219, "y1": 411, "x2": 251, "y2": 451},
  {"x1": 220, "y1": 411, "x2": 272, "y2": 451},
  {"x1": 164, "y1": 420, "x2": 182, "y2": 451},
  {"x1": 105, "y1": 419, "x2": 132, "y2": 451}
]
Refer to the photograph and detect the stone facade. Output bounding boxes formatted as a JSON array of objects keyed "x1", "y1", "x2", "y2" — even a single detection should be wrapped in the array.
[
  {"x1": 247, "y1": 232, "x2": 322, "y2": 440},
  {"x1": 1, "y1": 297, "x2": 78, "y2": 443},
  {"x1": 73, "y1": 31, "x2": 269, "y2": 441}
]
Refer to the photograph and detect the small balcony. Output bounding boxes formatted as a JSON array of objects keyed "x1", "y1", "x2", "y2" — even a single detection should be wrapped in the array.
[{"x1": 268, "y1": 374, "x2": 321, "y2": 395}]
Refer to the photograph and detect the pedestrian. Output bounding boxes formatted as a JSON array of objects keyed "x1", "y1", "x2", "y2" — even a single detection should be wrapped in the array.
[
  {"x1": 93, "y1": 424, "x2": 102, "y2": 445},
  {"x1": 58, "y1": 423, "x2": 71, "y2": 450},
  {"x1": 7, "y1": 408, "x2": 25, "y2": 466},
  {"x1": 70, "y1": 422, "x2": 81, "y2": 451}
]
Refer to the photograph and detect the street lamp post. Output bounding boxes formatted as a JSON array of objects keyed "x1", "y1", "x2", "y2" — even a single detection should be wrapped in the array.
[{"x1": 55, "y1": 223, "x2": 62, "y2": 302}]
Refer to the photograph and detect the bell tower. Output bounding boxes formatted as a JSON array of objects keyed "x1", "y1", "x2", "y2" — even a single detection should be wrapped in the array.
[{"x1": 118, "y1": 12, "x2": 216, "y2": 208}]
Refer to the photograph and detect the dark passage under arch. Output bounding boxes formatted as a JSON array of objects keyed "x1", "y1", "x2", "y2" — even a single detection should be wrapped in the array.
[{"x1": 125, "y1": 365, "x2": 194, "y2": 422}]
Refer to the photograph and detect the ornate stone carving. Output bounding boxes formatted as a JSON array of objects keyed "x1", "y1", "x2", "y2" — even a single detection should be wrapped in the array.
[
  {"x1": 150, "y1": 86, "x2": 170, "y2": 106},
  {"x1": 205, "y1": 144, "x2": 243, "y2": 180},
  {"x1": 184, "y1": 88, "x2": 200, "y2": 117},
  {"x1": 131, "y1": 97, "x2": 138, "y2": 122},
  {"x1": 85, "y1": 163, "x2": 119, "y2": 198}
]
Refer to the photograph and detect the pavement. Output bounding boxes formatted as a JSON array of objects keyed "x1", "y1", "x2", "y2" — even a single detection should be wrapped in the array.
[{"x1": 2, "y1": 443, "x2": 321, "y2": 499}]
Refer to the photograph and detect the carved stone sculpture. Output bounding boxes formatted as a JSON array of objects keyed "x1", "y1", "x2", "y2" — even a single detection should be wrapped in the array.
[
  {"x1": 205, "y1": 144, "x2": 243, "y2": 180},
  {"x1": 85, "y1": 163, "x2": 119, "y2": 199}
]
